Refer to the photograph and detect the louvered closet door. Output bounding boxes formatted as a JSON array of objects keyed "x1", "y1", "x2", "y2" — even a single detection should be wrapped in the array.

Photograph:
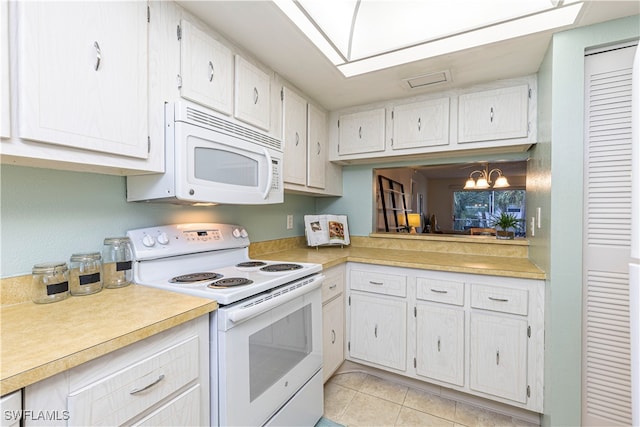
[{"x1": 582, "y1": 43, "x2": 637, "y2": 427}]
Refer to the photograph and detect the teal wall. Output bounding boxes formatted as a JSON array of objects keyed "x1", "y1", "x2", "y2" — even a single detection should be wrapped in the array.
[
  {"x1": 0, "y1": 165, "x2": 316, "y2": 277},
  {"x1": 531, "y1": 15, "x2": 640, "y2": 427}
]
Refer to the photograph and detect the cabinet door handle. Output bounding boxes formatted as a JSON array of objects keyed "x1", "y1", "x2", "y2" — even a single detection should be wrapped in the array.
[
  {"x1": 130, "y1": 374, "x2": 165, "y2": 395},
  {"x1": 488, "y1": 296, "x2": 509, "y2": 302},
  {"x1": 496, "y1": 350, "x2": 500, "y2": 365},
  {"x1": 437, "y1": 337, "x2": 441, "y2": 352},
  {"x1": 430, "y1": 288, "x2": 448, "y2": 294},
  {"x1": 331, "y1": 329, "x2": 336, "y2": 344},
  {"x1": 208, "y1": 61, "x2": 214, "y2": 82},
  {"x1": 329, "y1": 284, "x2": 337, "y2": 290},
  {"x1": 369, "y1": 281, "x2": 383, "y2": 285},
  {"x1": 374, "y1": 325, "x2": 378, "y2": 337},
  {"x1": 94, "y1": 41, "x2": 101, "y2": 71},
  {"x1": 417, "y1": 117, "x2": 421, "y2": 131},
  {"x1": 295, "y1": 131, "x2": 299, "y2": 146},
  {"x1": 490, "y1": 107, "x2": 494, "y2": 123},
  {"x1": 253, "y1": 87, "x2": 259, "y2": 104},
  {"x1": 358, "y1": 126, "x2": 362, "y2": 138},
  {"x1": 317, "y1": 141, "x2": 321, "y2": 155}
]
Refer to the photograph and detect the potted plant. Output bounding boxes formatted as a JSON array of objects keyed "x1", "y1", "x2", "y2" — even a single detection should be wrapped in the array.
[{"x1": 490, "y1": 212, "x2": 520, "y2": 240}]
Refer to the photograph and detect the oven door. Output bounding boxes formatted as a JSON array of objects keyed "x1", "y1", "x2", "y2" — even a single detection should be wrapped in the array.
[
  {"x1": 217, "y1": 279, "x2": 323, "y2": 427},
  {"x1": 174, "y1": 120, "x2": 283, "y2": 205}
]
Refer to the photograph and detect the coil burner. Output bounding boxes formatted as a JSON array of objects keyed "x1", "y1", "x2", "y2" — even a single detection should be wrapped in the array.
[
  {"x1": 260, "y1": 263, "x2": 303, "y2": 272},
  {"x1": 208, "y1": 277, "x2": 254, "y2": 289},
  {"x1": 170, "y1": 272, "x2": 223, "y2": 283}
]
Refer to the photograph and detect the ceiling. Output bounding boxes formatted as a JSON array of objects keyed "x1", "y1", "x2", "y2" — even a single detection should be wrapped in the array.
[{"x1": 177, "y1": 1, "x2": 639, "y2": 111}]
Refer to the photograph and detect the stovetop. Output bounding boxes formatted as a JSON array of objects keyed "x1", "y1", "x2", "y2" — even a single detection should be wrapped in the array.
[{"x1": 126, "y1": 223, "x2": 322, "y2": 305}]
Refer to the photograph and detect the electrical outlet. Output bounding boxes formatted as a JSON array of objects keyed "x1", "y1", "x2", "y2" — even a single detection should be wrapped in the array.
[{"x1": 286, "y1": 214, "x2": 293, "y2": 230}]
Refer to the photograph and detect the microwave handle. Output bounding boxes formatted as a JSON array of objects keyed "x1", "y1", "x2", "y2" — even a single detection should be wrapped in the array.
[{"x1": 262, "y1": 148, "x2": 273, "y2": 200}]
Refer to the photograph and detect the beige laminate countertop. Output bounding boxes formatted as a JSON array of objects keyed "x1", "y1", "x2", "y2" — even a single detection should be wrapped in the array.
[
  {"x1": 257, "y1": 246, "x2": 546, "y2": 280},
  {"x1": 0, "y1": 285, "x2": 217, "y2": 395}
]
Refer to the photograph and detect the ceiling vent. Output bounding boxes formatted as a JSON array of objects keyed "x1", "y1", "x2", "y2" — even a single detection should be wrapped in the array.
[{"x1": 404, "y1": 70, "x2": 451, "y2": 90}]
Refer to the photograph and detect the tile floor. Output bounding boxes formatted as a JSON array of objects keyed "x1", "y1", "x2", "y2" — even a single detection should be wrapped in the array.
[{"x1": 323, "y1": 372, "x2": 539, "y2": 427}]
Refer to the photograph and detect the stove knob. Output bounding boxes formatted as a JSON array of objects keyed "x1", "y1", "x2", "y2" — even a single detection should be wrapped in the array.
[
  {"x1": 142, "y1": 234, "x2": 156, "y2": 247},
  {"x1": 157, "y1": 232, "x2": 170, "y2": 245},
  {"x1": 232, "y1": 228, "x2": 242, "y2": 238},
  {"x1": 240, "y1": 228, "x2": 248, "y2": 238}
]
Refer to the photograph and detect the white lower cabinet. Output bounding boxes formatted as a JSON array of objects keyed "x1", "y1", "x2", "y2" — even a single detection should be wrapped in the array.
[
  {"x1": 23, "y1": 316, "x2": 209, "y2": 426},
  {"x1": 0, "y1": 390, "x2": 22, "y2": 427},
  {"x1": 322, "y1": 265, "x2": 345, "y2": 382},
  {"x1": 345, "y1": 263, "x2": 544, "y2": 413}
]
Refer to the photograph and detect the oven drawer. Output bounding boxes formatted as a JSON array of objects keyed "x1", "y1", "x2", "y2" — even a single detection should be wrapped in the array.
[
  {"x1": 470, "y1": 283, "x2": 528, "y2": 315},
  {"x1": 67, "y1": 336, "x2": 199, "y2": 426},
  {"x1": 416, "y1": 277, "x2": 464, "y2": 306},
  {"x1": 350, "y1": 269, "x2": 407, "y2": 297}
]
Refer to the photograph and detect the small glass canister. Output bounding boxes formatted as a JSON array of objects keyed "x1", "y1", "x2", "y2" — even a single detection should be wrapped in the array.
[
  {"x1": 69, "y1": 252, "x2": 103, "y2": 296},
  {"x1": 32, "y1": 262, "x2": 70, "y2": 304},
  {"x1": 102, "y1": 237, "x2": 133, "y2": 288}
]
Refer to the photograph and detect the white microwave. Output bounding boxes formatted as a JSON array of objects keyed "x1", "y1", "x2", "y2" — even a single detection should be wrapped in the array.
[{"x1": 127, "y1": 102, "x2": 283, "y2": 205}]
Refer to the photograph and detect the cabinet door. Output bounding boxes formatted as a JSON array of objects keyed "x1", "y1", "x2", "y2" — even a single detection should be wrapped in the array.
[
  {"x1": 17, "y1": 1, "x2": 148, "y2": 159},
  {"x1": 416, "y1": 303, "x2": 464, "y2": 386},
  {"x1": 180, "y1": 19, "x2": 233, "y2": 115},
  {"x1": 392, "y1": 98, "x2": 449, "y2": 150},
  {"x1": 307, "y1": 103, "x2": 327, "y2": 189},
  {"x1": 234, "y1": 55, "x2": 271, "y2": 131},
  {"x1": 469, "y1": 312, "x2": 528, "y2": 403},
  {"x1": 338, "y1": 108, "x2": 385, "y2": 155},
  {"x1": 322, "y1": 295, "x2": 345, "y2": 382},
  {"x1": 282, "y1": 87, "x2": 307, "y2": 185},
  {"x1": 349, "y1": 293, "x2": 406, "y2": 371},
  {"x1": 458, "y1": 85, "x2": 529, "y2": 143}
]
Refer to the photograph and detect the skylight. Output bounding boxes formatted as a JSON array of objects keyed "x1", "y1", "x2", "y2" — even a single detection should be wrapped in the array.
[{"x1": 273, "y1": 0, "x2": 584, "y2": 77}]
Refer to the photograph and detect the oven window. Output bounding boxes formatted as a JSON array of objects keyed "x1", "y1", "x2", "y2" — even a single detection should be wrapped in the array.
[
  {"x1": 194, "y1": 147, "x2": 258, "y2": 186},
  {"x1": 249, "y1": 304, "x2": 312, "y2": 402}
]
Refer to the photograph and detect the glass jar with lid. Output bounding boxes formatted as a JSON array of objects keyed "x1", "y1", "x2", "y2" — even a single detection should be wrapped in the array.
[
  {"x1": 69, "y1": 252, "x2": 103, "y2": 296},
  {"x1": 102, "y1": 237, "x2": 133, "y2": 288},
  {"x1": 32, "y1": 262, "x2": 70, "y2": 304}
]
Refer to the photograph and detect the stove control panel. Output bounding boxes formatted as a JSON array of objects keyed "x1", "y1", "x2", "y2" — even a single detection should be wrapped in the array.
[{"x1": 127, "y1": 223, "x2": 250, "y2": 261}]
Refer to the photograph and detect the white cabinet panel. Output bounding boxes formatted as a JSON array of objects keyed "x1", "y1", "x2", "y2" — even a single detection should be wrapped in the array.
[
  {"x1": 458, "y1": 85, "x2": 529, "y2": 143},
  {"x1": 283, "y1": 87, "x2": 307, "y2": 186},
  {"x1": 0, "y1": 390, "x2": 22, "y2": 427},
  {"x1": 323, "y1": 295, "x2": 345, "y2": 382},
  {"x1": 350, "y1": 269, "x2": 407, "y2": 297},
  {"x1": 17, "y1": 1, "x2": 148, "y2": 159},
  {"x1": 392, "y1": 98, "x2": 449, "y2": 150},
  {"x1": 179, "y1": 19, "x2": 233, "y2": 115},
  {"x1": 416, "y1": 303, "x2": 464, "y2": 386},
  {"x1": 307, "y1": 103, "x2": 327, "y2": 189},
  {"x1": 338, "y1": 108, "x2": 385, "y2": 155},
  {"x1": 349, "y1": 292, "x2": 407, "y2": 371},
  {"x1": 469, "y1": 311, "x2": 528, "y2": 404},
  {"x1": 234, "y1": 55, "x2": 271, "y2": 131},
  {"x1": 133, "y1": 385, "x2": 200, "y2": 427}
]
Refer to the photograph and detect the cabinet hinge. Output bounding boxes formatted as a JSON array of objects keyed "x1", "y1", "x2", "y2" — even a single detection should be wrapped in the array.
[
  {"x1": 177, "y1": 24, "x2": 182, "y2": 41},
  {"x1": 337, "y1": 119, "x2": 340, "y2": 128},
  {"x1": 527, "y1": 385, "x2": 531, "y2": 398},
  {"x1": 527, "y1": 325, "x2": 531, "y2": 338},
  {"x1": 391, "y1": 110, "x2": 394, "y2": 120},
  {"x1": 147, "y1": 136, "x2": 151, "y2": 153},
  {"x1": 348, "y1": 341, "x2": 350, "y2": 351},
  {"x1": 391, "y1": 138, "x2": 394, "y2": 147},
  {"x1": 528, "y1": 88, "x2": 532, "y2": 99},
  {"x1": 177, "y1": 74, "x2": 183, "y2": 89},
  {"x1": 413, "y1": 357, "x2": 417, "y2": 368},
  {"x1": 147, "y1": 5, "x2": 150, "y2": 23},
  {"x1": 348, "y1": 295, "x2": 351, "y2": 306},
  {"x1": 281, "y1": 88, "x2": 284, "y2": 101}
]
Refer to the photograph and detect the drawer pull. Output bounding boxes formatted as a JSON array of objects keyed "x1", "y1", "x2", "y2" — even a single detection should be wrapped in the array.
[
  {"x1": 129, "y1": 374, "x2": 165, "y2": 395},
  {"x1": 329, "y1": 284, "x2": 337, "y2": 290},
  {"x1": 430, "y1": 288, "x2": 448, "y2": 294},
  {"x1": 369, "y1": 281, "x2": 384, "y2": 286},
  {"x1": 488, "y1": 296, "x2": 509, "y2": 302}
]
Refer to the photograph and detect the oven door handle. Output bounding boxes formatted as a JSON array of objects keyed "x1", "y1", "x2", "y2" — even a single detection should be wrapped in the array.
[{"x1": 228, "y1": 275, "x2": 324, "y2": 324}]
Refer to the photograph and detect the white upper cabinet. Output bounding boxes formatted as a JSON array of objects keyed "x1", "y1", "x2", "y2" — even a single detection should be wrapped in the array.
[
  {"x1": 307, "y1": 103, "x2": 327, "y2": 189},
  {"x1": 179, "y1": 19, "x2": 233, "y2": 115},
  {"x1": 282, "y1": 87, "x2": 307, "y2": 186},
  {"x1": 458, "y1": 84, "x2": 530, "y2": 143},
  {"x1": 338, "y1": 108, "x2": 385, "y2": 156},
  {"x1": 1, "y1": 0, "x2": 9, "y2": 139},
  {"x1": 16, "y1": 1, "x2": 148, "y2": 159},
  {"x1": 392, "y1": 98, "x2": 449, "y2": 150},
  {"x1": 234, "y1": 55, "x2": 271, "y2": 131}
]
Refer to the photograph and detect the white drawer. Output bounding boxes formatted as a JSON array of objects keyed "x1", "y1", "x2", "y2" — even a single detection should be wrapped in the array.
[
  {"x1": 470, "y1": 283, "x2": 528, "y2": 315},
  {"x1": 322, "y1": 266, "x2": 345, "y2": 304},
  {"x1": 67, "y1": 336, "x2": 199, "y2": 426},
  {"x1": 350, "y1": 269, "x2": 406, "y2": 297},
  {"x1": 416, "y1": 277, "x2": 464, "y2": 306}
]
